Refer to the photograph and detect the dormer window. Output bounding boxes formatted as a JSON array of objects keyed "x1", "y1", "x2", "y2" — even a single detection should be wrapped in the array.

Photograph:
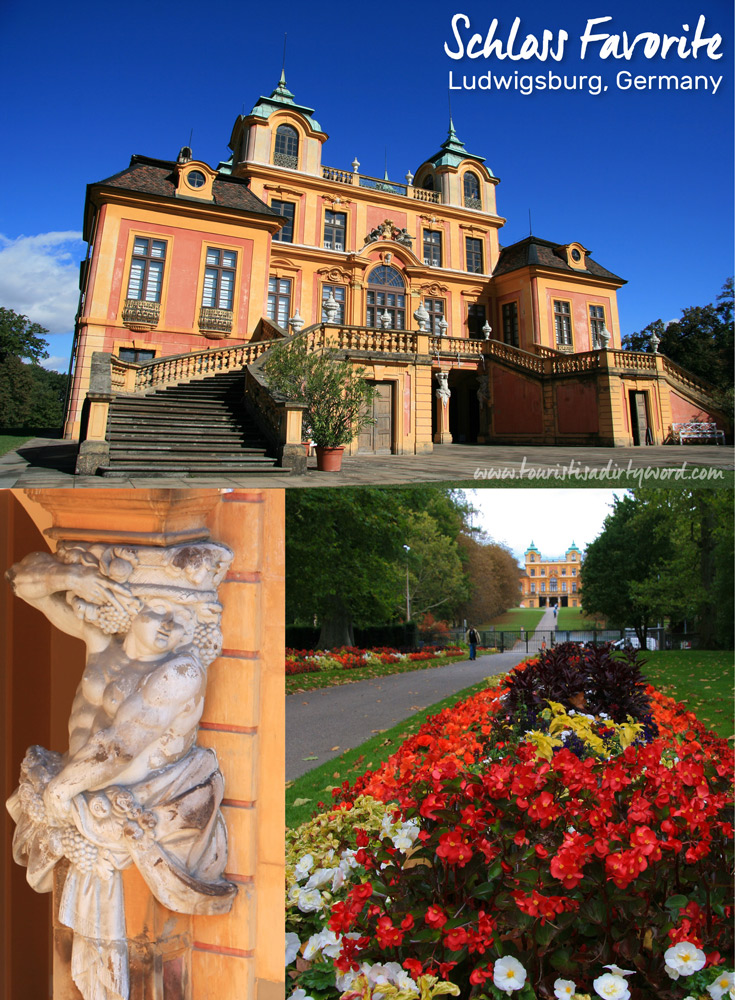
[
  {"x1": 463, "y1": 172, "x2": 481, "y2": 209},
  {"x1": 274, "y1": 124, "x2": 299, "y2": 169},
  {"x1": 419, "y1": 173, "x2": 434, "y2": 191}
]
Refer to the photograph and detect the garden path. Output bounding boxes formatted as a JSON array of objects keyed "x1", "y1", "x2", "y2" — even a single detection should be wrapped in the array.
[{"x1": 286, "y1": 649, "x2": 529, "y2": 780}]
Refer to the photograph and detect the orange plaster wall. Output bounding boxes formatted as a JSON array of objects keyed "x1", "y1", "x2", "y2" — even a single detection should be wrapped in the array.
[
  {"x1": 669, "y1": 391, "x2": 720, "y2": 425},
  {"x1": 492, "y1": 369, "x2": 543, "y2": 434},
  {"x1": 556, "y1": 381, "x2": 599, "y2": 434}
]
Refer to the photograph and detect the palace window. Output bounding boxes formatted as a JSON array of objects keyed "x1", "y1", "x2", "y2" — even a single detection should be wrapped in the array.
[
  {"x1": 550, "y1": 579, "x2": 558, "y2": 592},
  {"x1": 366, "y1": 265, "x2": 406, "y2": 329},
  {"x1": 126, "y1": 237, "x2": 166, "y2": 301},
  {"x1": 467, "y1": 303, "x2": 486, "y2": 339},
  {"x1": 529, "y1": 568, "x2": 535, "y2": 576},
  {"x1": 272, "y1": 201, "x2": 296, "y2": 243},
  {"x1": 321, "y1": 284, "x2": 346, "y2": 323},
  {"x1": 423, "y1": 230, "x2": 442, "y2": 267},
  {"x1": 540, "y1": 568, "x2": 546, "y2": 576},
  {"x1": 570, "y1": 553, "x2": 577, "y2": 561},
  {"x1": 529, "y1": 554, "x2": 535, "y2": 562},
  {"x1": 554, "y1": 300, "x2": 573, "y2": 346},
  {"x1": 590, "y1": 304, "x2": 606, "y2": 348},
  {"x1": 424, "y1": 298, "x2": 445, "y2": 334},
  {"x1": 202, "y1": 248, "x2": 237, "y2": 310},
  {"x1": 561, "y1": 567, "x2": 566, "y2": 575},
  {"x1": 118, "y1": 347, "x2": 156, "y2": 364},
  {"x1": 530, "y1": 583, "x2": 536, "y2": 594},
  {"x1": 267, "y1": 275, "x2": 292, "y2": 326},
  {"x1": 274, "y1": 124, "x2": 298, "y2": 168},
  {"x1": 463, "y1": 172, "x2": 481, "y2": 209},
  {"x1": 562, "y1": 581, "x2": 567, "y2": 592},
  {"x1": 572, "y1": 582, "x2": 577, "y2": 593},
  {"x1": 572, "y1": 568, "x2": 577, "y2": 576},
  {"x1": 324, "y1": 210, "x2": 346, "y2": 251},
  {"x1": 540, "y1": 582, "x2": 545, "y2": 593},
  {"x1": 502, "y1": 302, "x2": 519, "y2": 346},
  {"x1": 466, "y1": 236, "x2": 483, "y2": 274}
]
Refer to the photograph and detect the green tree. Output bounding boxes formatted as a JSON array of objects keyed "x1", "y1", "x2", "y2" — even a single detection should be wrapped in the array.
[
  {"x1": 262, "y1": 339, "x2": 377, "y2": 448},
  {"x1": 458, "y1": 534, "x2": 521, "y2": 625},
  {"x1": 621, "y1": 279, "x2": 733, "y2": 403},
  {"x1": 286, "y1": 487, "x2": 470, "y2": 647},
  {"x1": 0, "y1": 307, "x2": 50, "y2": 363},
  {"x1": 404, "y1": 511, "x2": 469, "y2": 621},
  {"x1": 0, "y1": 308, "x2": 69, "y2": 430},
  {"x1": 582, "y1": 489, "x2": 733, "y2": 648}
]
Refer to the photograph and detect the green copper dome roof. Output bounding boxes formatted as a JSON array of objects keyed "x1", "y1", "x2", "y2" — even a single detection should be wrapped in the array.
[
  {"x1": 526, "y1": 542, "x2": 539, "y2": 553},
  {"x1": 249, "y1": 72, "x2": 323, "y2": 132},
  {"x1": 425, "y1": 119, "x2": 490, "y2": 172}
]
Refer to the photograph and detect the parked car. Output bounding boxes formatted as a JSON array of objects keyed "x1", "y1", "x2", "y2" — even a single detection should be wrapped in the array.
[{"x1": 612, "y1": 635, "x2": 657, "y2": 651}]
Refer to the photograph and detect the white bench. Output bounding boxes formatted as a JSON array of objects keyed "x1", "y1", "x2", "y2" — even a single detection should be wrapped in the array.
[{"x1": 671, "y1": 421, "x2": 725, "y2": 445}]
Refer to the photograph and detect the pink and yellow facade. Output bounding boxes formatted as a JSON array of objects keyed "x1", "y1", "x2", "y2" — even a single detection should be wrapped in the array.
[
  {"x1": 520, "y1": 542, "x2": 583, "y2": 609},
  {"x1": 66, "y1": 73, "x2": 729, "y2": 456}
]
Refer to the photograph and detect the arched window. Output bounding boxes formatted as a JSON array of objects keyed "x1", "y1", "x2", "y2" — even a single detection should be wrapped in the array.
[
  {"x1": 463, "y1": 172, "x2": 481, "y2": 209},
  {"x1": 366, "y1": 265, "x2": 406, "y2": 329},
  {"x1": 274, "y1": 124, "x2": 299, "y2": 168},
  {"x1": 419, "y1": 173, "x2": 434, "y2": 191}
]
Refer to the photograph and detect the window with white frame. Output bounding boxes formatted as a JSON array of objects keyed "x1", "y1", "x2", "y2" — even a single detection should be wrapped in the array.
[
  {"x1": 423, "y1": 230, "x2": 442, "y2": 267},
  {"x1": 554, "y1": 300, "x2": 573, "y2": 346},
  {"x1": 272, "y1": 201, "x2": 296, "y2": 243},
  {"x1": 321, "y1": 284, "x2": 346, "y2": 323},
  {"x1": 127, "y1": 237, "x2": 166, "y2": 301},
  {"x1": 324, "y1": 211, "x2": 346, "y2": 251},
  {"x1": 202, "y1": 248, "x2": 237, "y2": 310},
  {"x1": 424, "y1": 298, "x2": 445, "y2": 334},
  {"x1": 589, "y1": 304, "x2": 606, "y2": 348},
  {"x1": 267, "y1": 276, "x2": 292, "y2": 326},
  {"x1": 274, "y1": 124, "x2": 298, "y2": 168}
]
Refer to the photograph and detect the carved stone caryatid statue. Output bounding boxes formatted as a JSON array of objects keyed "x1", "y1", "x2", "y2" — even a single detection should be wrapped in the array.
[{"x1": 6, "y1": 540, "x2": 237, "y2": 1000}]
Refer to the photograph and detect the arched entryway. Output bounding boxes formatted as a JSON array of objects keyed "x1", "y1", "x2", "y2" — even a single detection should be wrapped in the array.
[{"x1": 366, "y1": 265, "x2": 406, "y2": 329}]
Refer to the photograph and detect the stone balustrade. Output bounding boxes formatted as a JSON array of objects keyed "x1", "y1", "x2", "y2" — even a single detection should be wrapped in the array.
[
  {"x1": 243, "y1": 365, "x2": 307, "y2": 472},
  {"x1": 430, "y1": 334, "x2": 485, "y2": 356},
  {"x1": 484, "y1": 339, "x2": 546, "y2": 373},
  {"x1": 322, "y1": 165, "x2": 442, "y2": 204},
  {"x1": 133, "y1": 342, "x2": 269, "y2": 392},
  {"x1": 551, "y1": 351, "x2": 601, "y2": 375}
]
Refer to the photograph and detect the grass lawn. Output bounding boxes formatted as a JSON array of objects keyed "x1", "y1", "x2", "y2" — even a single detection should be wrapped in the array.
[
  {"x1": 286, "y1": 675, "x2": 503, "y2": 828},
  {"x1": 556, "y1": 607, "x2": 606, "y2": 630},
  {"x1": 286, "y1": 649, "x2": 483, "y2": 694},
  {"x1": 482, "y1": 607, "x2": 545, "y2": 631},
  {"x1": 639, "y1": 650, "x2": 734, "y2": 740},
  {"x1": 0, "y1": 435, "x2": 32, "y2": 456}
]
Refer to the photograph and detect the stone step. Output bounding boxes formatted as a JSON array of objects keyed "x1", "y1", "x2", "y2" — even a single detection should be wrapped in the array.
[{"x1": 98, "y1": 462, "x2": 286, "y2": 477}]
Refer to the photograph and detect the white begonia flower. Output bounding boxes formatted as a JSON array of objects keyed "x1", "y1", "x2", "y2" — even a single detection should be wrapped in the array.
[
  {"x1": 391, "y1": 820, "x2": 420, "y2": 852},
  {"x1": 305, "y1": 867, "x2": 336, "y2": 890},
  {"x1": 335, "y1": 969, "x2": 358, "y2": 993},
  {"x1": 682, "y1": 996, "x2": 697, "y2": 1000},
  {"x1": 295, "y1": 888, "x2": 323, "y2": 913},
  {"x1": 665, "y1": 967, "x2": 680, "y2": 980},
  {"x1": 288, "y1": 991, "x2": 314, "y2": 1000},
  {"x1": 603, "y1": 965, "x2": 635, "y2": 978},
  {"x1": 707, "y1": 971, "x2": 735, "y2": 1000},
  {"x1": 665, "y1": 942, "x2": 707, "y2": 976},
  {"x1": 593, "y1": 973, "x2": 630, "y2": 1000},
  {"x1": 285, "y1": 932, "x2": 300, "y2": 965},
  {"x1": 493, "y1": 956, "x2": 527, "y2": 994},
  {"x1": 340, "y1": 848, "x2": 360, "y2": 869},
  {"x1": 554, "y1": 979, "x2": 577, "y2": 999},
  {"x1": 294, "y1": 853, "x2": 314, "y2": 881},
  {"x1": 331, "y1": 866, "x2": 346, "y2": 891}
]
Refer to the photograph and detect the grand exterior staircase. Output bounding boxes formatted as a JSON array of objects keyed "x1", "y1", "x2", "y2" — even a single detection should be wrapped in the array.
[{"x1": 96, "y1": 371, "x2": 286, "y2": 476}]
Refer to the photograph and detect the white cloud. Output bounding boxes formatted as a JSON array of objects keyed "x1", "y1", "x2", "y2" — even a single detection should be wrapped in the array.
[
  {"x1": 41, "y1": 354, "x2": 71, "y2": 374},
  {"x1": 0, "y1": 232, "x2": 84, "y2": 335},
  {"x1": 464, "y1": 488, "x2": 627, "y2": 565}
]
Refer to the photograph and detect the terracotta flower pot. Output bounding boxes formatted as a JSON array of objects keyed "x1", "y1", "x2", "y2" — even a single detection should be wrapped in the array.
[{"x1": 315, "y1": 446, "x2": 344, "y2": 472}]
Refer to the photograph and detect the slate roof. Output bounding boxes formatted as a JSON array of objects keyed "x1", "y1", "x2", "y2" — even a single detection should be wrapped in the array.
[
  {"x1": 89, "y1": 155, "x2": 279, "y2": 218},
  {"x1": 494, "y1": 236, "x2": 625, "y2": 283}
]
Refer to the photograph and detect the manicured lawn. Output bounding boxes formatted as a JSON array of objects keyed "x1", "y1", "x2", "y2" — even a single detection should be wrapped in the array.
[
  {"x1": 639, "y1": 650, "x2": 734, "y2": 739},
  {"x1": 0, "y1": 435, "x2": 32, "y2": 456},
  {"x1": 556, "y1": 607, "x2": 606, "y2": 630},
  {"x1": 286, "y1": 649, "x2": 482, "y2": 694},
  {"x1": 481, "y1": 607, "x2": 545, "y2": 631},
  {"x1": 286, "y1": 676, "x2": 503, "y2": 828}
]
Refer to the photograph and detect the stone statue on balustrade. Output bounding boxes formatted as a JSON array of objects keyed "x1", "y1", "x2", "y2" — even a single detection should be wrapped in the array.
[{"x1": 6, "y1": 540, "x2": 237, "y2": 1000}]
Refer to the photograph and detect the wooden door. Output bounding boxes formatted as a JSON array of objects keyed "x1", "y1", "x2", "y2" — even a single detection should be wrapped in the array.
[
  {"x1": 358, "y1": 382, "x2": 393, "y2": 454},
  {"x1": 630, "y1": 391, "x2": 649, "y2": 446}
]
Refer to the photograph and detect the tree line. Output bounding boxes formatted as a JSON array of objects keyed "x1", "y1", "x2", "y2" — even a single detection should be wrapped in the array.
[
  {"x1": 582, "y1": 488, "x2": 733, "y2": 649},
  {"x1": 0, "y1": 308, "x2": 69, "y2": 430},
  {"x1": 285, "y1": 487, "x2": 521, "y2": 648}
]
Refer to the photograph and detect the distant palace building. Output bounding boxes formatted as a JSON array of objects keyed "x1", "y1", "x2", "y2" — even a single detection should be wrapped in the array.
[
  {"x1": 65, "y1": 72, "x2": 727, "y2": 474},
  {"x1": 520, "y1": 541, "x2": 582, "y2": 609}
]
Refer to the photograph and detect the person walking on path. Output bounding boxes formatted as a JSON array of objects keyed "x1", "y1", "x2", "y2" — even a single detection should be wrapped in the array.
[{"x1": 467, "y1": 625, "x2": 480, "y2": 661}]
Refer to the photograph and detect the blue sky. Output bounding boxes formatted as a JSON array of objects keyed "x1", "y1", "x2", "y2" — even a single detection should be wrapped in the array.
[{"x1": 1, "y1": 0, "x2": 732, "y2": 372}]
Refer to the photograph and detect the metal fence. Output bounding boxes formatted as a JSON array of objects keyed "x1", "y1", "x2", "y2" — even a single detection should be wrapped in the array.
[{"x1": 448, "y1": 625, "x2": 696, "y2": 654}]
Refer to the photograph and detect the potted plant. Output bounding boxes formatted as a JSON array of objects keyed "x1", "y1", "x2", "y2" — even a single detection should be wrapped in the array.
[{"x1": 262, "y1": 339, "x2": 378, "y2": 471}]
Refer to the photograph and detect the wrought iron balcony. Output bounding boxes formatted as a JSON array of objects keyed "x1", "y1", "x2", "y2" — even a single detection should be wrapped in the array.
[
  {"x1": 121, "y1": 298, "x2": 160, "y2": 330},
  {"x1": 198, "y1": 307, "x2": 233, "y2": 338}
]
